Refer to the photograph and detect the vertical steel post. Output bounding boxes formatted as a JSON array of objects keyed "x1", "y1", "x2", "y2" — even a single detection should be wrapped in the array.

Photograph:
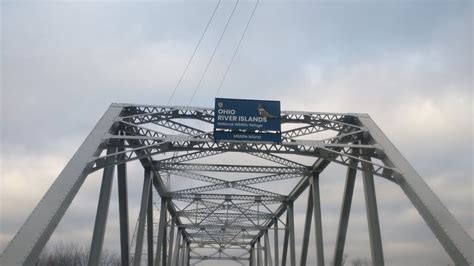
[
  {"x1": 311, "y1": 173, "x2": 325, "y2": 266},
  {"x1": 134, "y1": 168, "x2": 153, "y2": 266},
  {"x1": 357, "y1": 114, "x2": 472, "y2": 265},
  {"x1": 147, "y1": 184, "x2": 154, "y2": 266},
  {"x1": 250, "y1": 244, "x2": 255, "y2": 266},
  {"x1": 0, "y1": 105, "x2": 123, "y2": 266},
  {"x1": 288, "y1": 202, "x2": 296, "y2": 266},
  {"x1": 117, "y1": 147, "x2": 130, "y2": 266},
  {"x1": 162, "y1": 212, "x2": 168, "y2": 266},
  {"x1": 178, "y1": 239, "x2": 183, "y2": 266},
  {"x1": 168, "y1": 218, "x2": 176, "y2": 265},
  {"x1": 264, "y1": 234, "x2": 268, "y2": 266},
  {"x1": 179, "y1": 238, "x2": 185, "y2": 266},
  {"x1": 333, "y1": 165, "x2": 357, "y2": 266},
  {"x1": 88, "y1": 147, "x2": 117, "y2": 266},
  {"x1": 361, "y1": 157, "x2": 384, "y2": 266},
  {"x1": 264, "y1": 230, "x2": 273, "y2": 266},
  {"x1": 155, "y1": 198, "x2": 168, "y2": 266},
  {"x1": 186, "y1": 242, "x2": 191, "y2": 266},
  {"x1": 300, "y1": 187, "x2": 313, "y2": 266},
  {"x1": 257, "y1": 238, "x2": 263, "y2": 266},
  {"x1": 172, "y1": 229, "x2": 182, "y2": 266},
  {"x1": 184, "y1": 242, "x2": 187, "y2": 266},
  {"x1": 281, "y1": 211, "x2": 289, "y2": 266},
  {"x1": 273, "y1": 218, "x2": 279, "y2": 266}
]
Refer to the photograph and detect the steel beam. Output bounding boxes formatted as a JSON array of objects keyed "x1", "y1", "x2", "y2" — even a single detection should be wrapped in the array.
[
  {"x1": 155, "y1": 199, "x2": 168, "y2": 266},
  {"x1": 157, "y1": 151, "x2": 222, "y2": 164},
  {"x1": 4, "y1": 104, "x2": 471, "y2": 266},
  {"x1": 134, "y1": 168, "x2": 153, "y2": 266},
  {"x1": 171, "y1": 191, "x2": 285, "y2": 202},
  {"x1": 179, "y1": 239, "x2": 185, "y2": 266},
  {"x1": 361, "y1": 156, "x2": 384, "y2": 266},
  {"x1": 273, "y1": 219, "x2": 279, "y2": 266},
  {"x1": 257, "y1": 238, "x2": 263, "y2": 266},
  {"x1": 172, "y1": 229, "x2": 182, "y2": 266},
  {"x1": 249, "y1": 152, "x2": 307, "y2": 168},
  {"x1": 249, "y1": 153, "x2": 347, "y2": 248},
  {"x1": 148, "y1": 186, "x2": 154, "y2": 266},
  {"x1": 263, "y1": 233, "x2": 267, "y2": 266},
  {"x1": 189, "y1": 256, "x2": 250, "y2": 261},
  {"x1": 88, "y1": 147, "x2": 116, "y2": 266},
  {"x1": 250, "y1": 245, "x2": 254, "y2": 266},
  {"x1": 117, "y1": 146, "x2": 131, "y2": 266},
  {"x1": 264, "y1": 230, "x2": 273, "y2": 266},
  {"x1": 171, "y1": 173, "x2": 301, "y2": 195},
  {"x1": 0, "y1": 105, "x2": 123, "y2": 265},
  {"x1": 157, "y1": 163, "x2": 305, "y2": 174},
  {"x1": 300, "y1": 188, "x2": 313, "y2": 266},
  {"x1": 281, "y1": 212, "x2": 289, "y2": 266},
  {"x1": 311, "y1": 173, "x2": 325, "y2": 266},
  {"x1": 186, "y1": 242, "x2": 190, "y2": 266},
  {"x1": 168, "y1": 219, "x2": 176, "y2": 266},
  {"x1": 162, "y1": 213, "x2": 168, "y2": 266},
  {"x1": 178, "y1": 224, "x2": 264, "y2": 231},
  {"x1": 333, "y1": 165, "x2": 357, "y2": 266},
  {"x1": 187, "y1": 241, "x2": 251, "y2": 246},
  {"x1": 288, "y1": 202, "x2": 296, "y2": 266},
  {"x1": 357, "y1": 114, "x2": 472, "y2": 265}
]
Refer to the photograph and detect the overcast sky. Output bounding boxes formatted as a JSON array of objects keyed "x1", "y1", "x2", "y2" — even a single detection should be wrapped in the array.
[{"x1": 1, "y1": 1, "x2": 473, "y2": 265}]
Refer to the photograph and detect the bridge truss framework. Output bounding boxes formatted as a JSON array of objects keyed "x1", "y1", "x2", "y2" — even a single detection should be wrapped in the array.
[{"x1": 1, "y1": 103, "x2": 472, "y2": 265}]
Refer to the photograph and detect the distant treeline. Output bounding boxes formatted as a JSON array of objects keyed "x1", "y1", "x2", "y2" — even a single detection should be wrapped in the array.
[
  {"x1": 36, "y1": 243, "x2": 373, "y2": 266},
  {"x1": 35, "y1": 243, "x2": 120, "y2": 266}
]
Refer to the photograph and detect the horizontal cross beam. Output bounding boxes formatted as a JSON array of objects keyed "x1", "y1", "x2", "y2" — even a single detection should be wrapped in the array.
[
  {"x1": 155, "y1": 162, "x2": 307, "y2": 174},
  {"x1": 169, "y1": 193, "x2": 286, "y2": 202},
  {"x1": 177, "y1": 224, "x2": 264, "y2": 231},
  {"x1": 189, "y1": 256, "x2": 250, "y2": 261}
]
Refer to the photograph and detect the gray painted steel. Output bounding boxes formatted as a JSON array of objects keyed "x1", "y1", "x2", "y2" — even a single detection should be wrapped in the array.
[
  {"x1": 172, "y1": 229, "x2": 182, "y2": 266},
  {"x1": 88, "y1": 147, "x2": 117, "y2": 266},
  {"x1": 300, "y1": 188, "x2": 313, "y2": 266},
  {"x1": 362, "y1": 156, "x2": 384, "y2": 265},
  {"x1": 162, "y1": 214, "x2": 167, "y2": 266},
  {"x1": 333, "y1": 163, "x2": 357, "y2": 266},
  {"x1": 264, "y1": 230, "x2": 273, "y2": 266},
  {"x1": 250, "y1": 246, "x2": 254, "y2": 266},
  {"x1": 134, "y1": 168, "x2": 152, "y2": 266},
  {"x1": 148, "y1": 184, "x2": 155, "y2": 266},
  {"x1": 179, "y1": 237, "x2": 185, "y2": 266},
  {"x1": 0, "y1": 104, "x2": 122, "y2": 266},
  {"x1": 357, "y1": 114, "x2": 473, "y2": 265},
  {"x1": 168, "y1": 218, "x2": 176, "y2": 266},
  {"x1": 273, "y1": 219, "x2": 279, "y2": 266},
  {"x1": 287, "y1": 202, "x2": 296, "y2": 266},
  {"x1": 311, "y1": 173, "x2": 325, "y2": 266},
  {"x1": 117, "y1": 145, "x2": 131, "y2": 266},
  {"x1": 155, "y1": 199, "x2": 167, "y2": 266},
  {"x1": 281, "y1": 212, "x2": 289, "y2": 266},
  {"x1": 257, "y1": 238, "x2": 262, "y2": 266},
  {"x1": 186, "y1": 242, "x2": 190, "y2": 266},
  {"x1": 1, "y1": 104, "x2": 471, "y2": 266}
]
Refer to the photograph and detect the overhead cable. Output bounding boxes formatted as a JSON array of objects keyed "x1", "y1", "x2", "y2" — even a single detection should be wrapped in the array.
[
  {"x1": 167, "y1": 0, "x2": 222, "y2": 105},
  {"x1": 216, "y1": 0, "x2": 259, "y2": 96},
  {"x1": 187, "y1": 0, "x2": 240, "y2": 107}
]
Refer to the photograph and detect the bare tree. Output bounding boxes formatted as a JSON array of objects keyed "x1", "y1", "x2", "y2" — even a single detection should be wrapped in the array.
[
  {"x1": 35, "y1": 242, "x2": 120, "y2": 266},
  {"x1": 351, "y1": 257, "x2": 371, "y2": 266},
  {"x1": 329, "y1": 253, "x2": 348, "y2": 266}
]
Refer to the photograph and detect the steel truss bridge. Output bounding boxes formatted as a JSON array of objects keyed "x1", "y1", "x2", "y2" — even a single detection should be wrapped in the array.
[{"x1": 1, "y1": 103, "x2": 472, "y2": 265}]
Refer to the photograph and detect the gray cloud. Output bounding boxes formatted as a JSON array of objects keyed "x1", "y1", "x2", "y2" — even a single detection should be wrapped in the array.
[{"x1": 1, "y1": 1, "x2": 472, "y2": 265}]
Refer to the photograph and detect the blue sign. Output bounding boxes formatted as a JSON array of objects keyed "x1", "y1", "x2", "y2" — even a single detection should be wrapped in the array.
[{"x1": 214, "y1": 98, "x2": 281, "y2": 142}]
